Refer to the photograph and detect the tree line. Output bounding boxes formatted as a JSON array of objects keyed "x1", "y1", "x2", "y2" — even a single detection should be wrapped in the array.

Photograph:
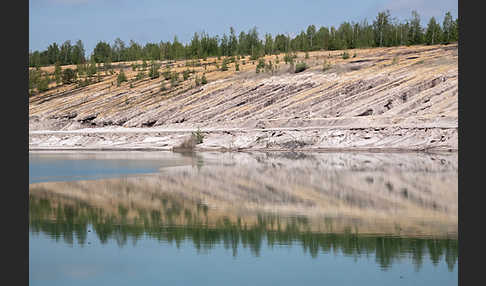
[
  {"x1": 29, "y1": 195, "x2": 458, "y2": 270},
  {"x1": 29, "y1": 10, "x2": 458, "y2": 67}
]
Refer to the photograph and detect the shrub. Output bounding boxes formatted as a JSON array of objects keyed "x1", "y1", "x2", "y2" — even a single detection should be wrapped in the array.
[
  {"x1": 117, "y1": 70, "x2": 127, "y2": 86},
  {"x1": 305, "y1": 51, "x2": 309, "y2": 59},
  {"x1": 37, "y1": 73, "x2": 50, "y2": 92},
  {"x1": 148, "y1": 62, "x2": 160, "y2": 79},
  {"x1": 235, "y1": 62, "x2": 240, "y2": 71},
  {"x1": 61, "y1": 68, "x2": 76, "y2": 84},
  {"x1": 163, "y1": 69, "x2": 171, "y2": 80},
  {"x1": 250, "y1": 53, "x2": 259, "y2": 61},
  {"x1": 87, "y1": 61, "x2": 97, "y2": 77},
  {"x1": 322, "y1": 59, "x2": 331, "y2": 71},
  {"x1": 136, "y1": 71, "x2": 146, "y2": 80},
  {"x1": 201, "y1": 74, "x2": 207, "y2": 85},
  {"x1": 192, "y1": 128, "x2": 204, "y2": 144},
  {"x1": 29, "y1": 69, "x2": 40, "y2": 94},
  {"x1": 221, "y1": 58, "x2": 229, "y2": 71},
  {"x1": 342, "y1": 51, "x2": 350, "y2": 59},
  {"x1": 170, "y1": 72, "x2": 179, "y2": 87},
  {"x1": 174, "y1": 132, "x2": 203, "y2": 151},
  {"x1": 256, "y1": 58, "x2": 265, "y2": 73},
  {"x1": 183, "y1": 69, "x2": 190, "y2": 81},
  {"x1": 54, "y1": 62, "x2": 62, "y2": 85},
  {"x1": 77, "y1": 77, "x2": 92, "y2": 88},
  {"x1": 76, "y1": 64, "x2": 86, "y2": 76},
  {"x1": 294, "y1": 62, "x2": 308, "y2": 73},
  {"x1": 265, "y1": 60, "x2": 274, "y2": 73},
  {"x1": 284, "y1": 52, "x2": 296, "y2": 64}
]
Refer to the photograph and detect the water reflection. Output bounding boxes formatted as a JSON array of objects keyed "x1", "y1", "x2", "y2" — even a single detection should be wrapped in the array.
[{"x1": 29, "y1": 151, "x2": 458, "y2": 271}]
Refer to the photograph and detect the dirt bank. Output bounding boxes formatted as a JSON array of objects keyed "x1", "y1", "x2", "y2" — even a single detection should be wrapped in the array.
[{"x1": 29, "y1": 44, "x2": 458, "y2": 151}]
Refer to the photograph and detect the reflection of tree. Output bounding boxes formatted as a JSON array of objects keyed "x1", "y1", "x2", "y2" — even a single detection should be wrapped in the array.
[{"x1": 29, "y1": 196, "x2": 458, "y2": 271}]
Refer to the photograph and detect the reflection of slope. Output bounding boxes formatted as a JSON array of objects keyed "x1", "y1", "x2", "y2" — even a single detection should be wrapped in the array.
[
  {"x1": 29, "y1": 193, "x2": 458, "y2": 271},
  {"x1": 30, "y1": 151, "x2": 457, "y2": 238}
]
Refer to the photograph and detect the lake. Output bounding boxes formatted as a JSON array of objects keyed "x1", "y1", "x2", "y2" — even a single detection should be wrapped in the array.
[{"x1": 29, "y1": 151, "x2": 458, "y2": 286}]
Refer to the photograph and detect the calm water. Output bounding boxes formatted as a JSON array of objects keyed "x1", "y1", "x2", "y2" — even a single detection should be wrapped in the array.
[{"x1": 29, "y1": 151, "x2": 458, "y2": 286}]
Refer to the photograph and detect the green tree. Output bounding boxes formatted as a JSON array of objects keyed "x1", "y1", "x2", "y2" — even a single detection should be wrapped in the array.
[
  {"x1": 442, "y1": 12, "x2": 454, "y2": 44},
  {"x1": 229, "y1": 27, "x2": 238, "y2": 56},
  {"x1": 38, "y1": 73, "x2": 50, "y2": 92},
  {"x1": 264, "y1": 33, "x2": 274, "y2": 55},
  {"x1": 117, "y1": 70, "x2": 127, "y2": 86},
  {"x1": 425, "y1": 17, "x2": 442, "y2": 45},
  {"x1": 221, "y1": 58, "x2": 229, "y2": 71},
  {"x1": 256, "y1": 58, "x2": 265, "y2": 73},
  {"x1": 112, "y1": 38, "x2": 126, "y2": 62},
  {"x1": 170, "y1": 72, "x2": 179, "y2": 87},
  {"x1": 306, "y1": 25, "x2": 317, "y2": 50},
  {"x1": 87, "y1": 58, "x2": 97, "y2": 77},
  {"x1": 59, "y1": 40, "x2": 73, "y2": 65},
  {"x1": 135, "y1": 71, "x2": 146, "y2": 80},
  {"x1": 148, "y1": 61, "x2": 160, "y2": 79},
  {"x1": 408, "y1": 11, "x2": 424, "y2": 45},
  {"x1": 71, "y1": 40, "x2": 85, "y2": 64},
  {"x1": 183, "y1": 69, "x2": 190, "y2": 81},
  {"x1": 46, "y1": 43, "x2": 60, "y2": 65},
  {"x1": 62, "y1": 68, "x2": 76, "y2": 84},
  {"x1": 93, "y1": 41, "x2": 112, "y2": 63},
  {"x1": 54, "y1": 62, "x2": 62, "y2": 85},
  {"x1": 373, "y1": 11, "x2": 391, "y2": 47}
]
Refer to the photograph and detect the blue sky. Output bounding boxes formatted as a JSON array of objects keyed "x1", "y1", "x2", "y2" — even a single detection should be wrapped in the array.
[{"x1": 29, "y1": 0, "x2": 457, "y2": 55}]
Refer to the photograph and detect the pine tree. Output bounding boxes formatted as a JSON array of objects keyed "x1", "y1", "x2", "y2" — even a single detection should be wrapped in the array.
[
  {"x1": 62, "y1": 68, "x2": 76, "y2": 84},
  {"x1": 117, "y1": 69, "x2": 127, "y2": 86},
  {"x1": 442, "y1": 12, "x2": 454, "y2": 44},
  {"x1": 183, "y1": 69, "x2": 190, "y2": 81},
  {"x1": 408, "y1": 11, "x2": 424, "y2": 45},
  {"x1": 38, "y1": 72, "x2": 50, "y2": 92},
  {"x1": 148, "y1": 61, "x2": 160, "y2": 79},
  {"x1": 425, "y1": 17, "x2": 442, "y2": 45},
  {"x1": 54, "y1": 62, "x2": 62, "y2": 85}
]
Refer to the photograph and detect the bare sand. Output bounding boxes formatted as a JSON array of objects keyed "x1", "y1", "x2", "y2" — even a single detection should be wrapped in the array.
[{"x1": 29, "y1": 44, "x2": 458, "y2": 152}]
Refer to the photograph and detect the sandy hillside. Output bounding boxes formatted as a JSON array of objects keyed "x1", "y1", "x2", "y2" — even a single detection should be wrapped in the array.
[{"x1": 29, "y1": 44, "x2": 458, "y2": 151}]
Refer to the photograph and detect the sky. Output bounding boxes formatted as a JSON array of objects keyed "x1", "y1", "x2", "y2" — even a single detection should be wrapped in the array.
[{"x1": 29, "y1": 0, "x2": 457, "y2": 55}]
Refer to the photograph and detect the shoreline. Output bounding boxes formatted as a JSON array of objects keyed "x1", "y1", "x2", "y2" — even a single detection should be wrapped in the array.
[
  {"x1": 29, "y1": 124, "x2": 458, "y2": 153},
  {"x1": 29, "y1": 146, "x2": 457, "y2": 153}
]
